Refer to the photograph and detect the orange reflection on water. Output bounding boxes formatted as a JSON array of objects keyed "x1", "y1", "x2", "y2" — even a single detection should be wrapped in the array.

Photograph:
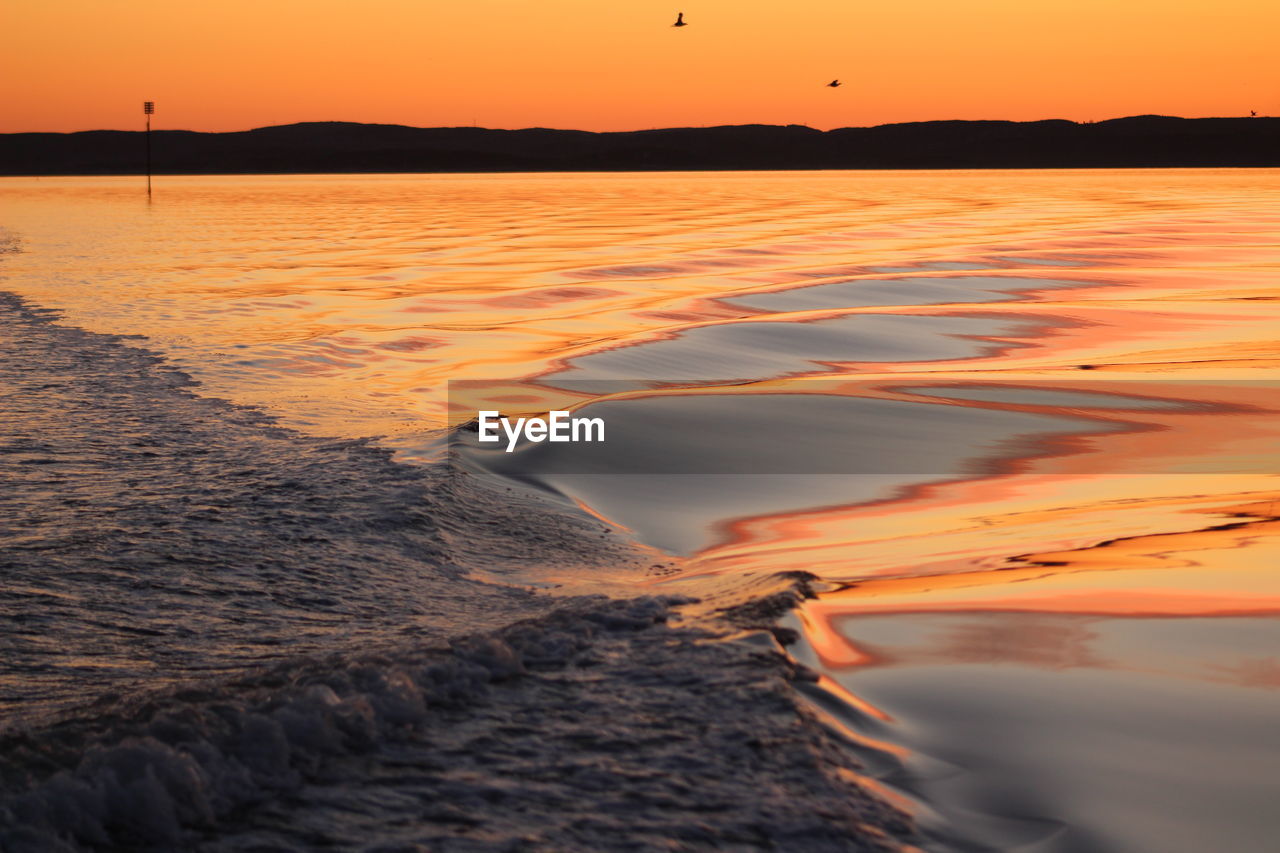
[
  {"x1": 800, "y1": 515, "x2": 1280, "y2": 670},
  {"x1": 668, "y1": 371, "x2": 1279, "y2": 574},
  {"x1": 4, "y1": 169, "x2": 1279, "y2": 853},
  {"x1": 3, "y1": 170, "x2": 1278, "y2": 445}
]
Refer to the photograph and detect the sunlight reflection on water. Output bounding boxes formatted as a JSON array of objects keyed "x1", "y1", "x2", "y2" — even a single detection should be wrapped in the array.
[{"x1": 3, "y1": 169, "x2": 1279, "y2": 851}]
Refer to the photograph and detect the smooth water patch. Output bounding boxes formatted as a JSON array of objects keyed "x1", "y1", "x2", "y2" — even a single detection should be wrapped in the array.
[
  {"x1": 546, "y1": 313, "x2": 1032, "y2": 385},
  {"x1": 724, "y1": 275, "x2": 1082, "y2": 313},
  {"x1": 797, "y1": 614, "x2": 1280, "y2": 853},
  {"x1": 460, "y1": 389, "x2": 1118, "y2": 554}
]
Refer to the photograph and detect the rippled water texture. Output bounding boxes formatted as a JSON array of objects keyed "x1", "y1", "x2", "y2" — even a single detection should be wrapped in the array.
[{"x1": 3, "y1": 170, "x2": 1279, "y2": 851}]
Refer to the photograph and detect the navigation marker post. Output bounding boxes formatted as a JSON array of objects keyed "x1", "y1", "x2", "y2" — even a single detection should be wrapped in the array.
[{"x1": 143, "y1": 101, "x2": 154, "y2": 198}]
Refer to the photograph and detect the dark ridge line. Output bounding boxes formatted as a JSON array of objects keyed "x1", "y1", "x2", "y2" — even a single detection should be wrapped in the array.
[{"x1": 4, "y1": 115, "x2": 1280, "y2": 175}]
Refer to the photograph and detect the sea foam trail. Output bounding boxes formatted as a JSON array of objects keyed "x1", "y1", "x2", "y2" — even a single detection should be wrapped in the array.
[
  {"x1": 0, "y1": 597, "x2": 915, "y2": 852},
  {"x1": 0, "y1": 292, "x2": 647, "y2": 722},
  {"x1": 0, "y1": 293, "x2": 918, "y2": 850}
]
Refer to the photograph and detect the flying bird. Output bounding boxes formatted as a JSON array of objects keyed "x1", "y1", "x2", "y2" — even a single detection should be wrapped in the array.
[
  {"x1": 673, "y1": 12, "x2": 687, "y2": 27},
  {"x1": 827, "y1": 79, "x2": 841, "y2": 88},
  {"x1": 1251, "y1": 110, "x2": 1258, "y2": 117}
]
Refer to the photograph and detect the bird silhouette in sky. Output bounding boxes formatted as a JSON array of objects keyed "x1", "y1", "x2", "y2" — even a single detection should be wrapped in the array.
[
  {"x1": 1251, "y1": 110, "x2": 1258, "y2": 117},
  {"x1": 827, "y1": 79, "x2": 841, "y2": 88},
  {"x1": 673, "y1": 12, "x2": 687, "y2": 27}
]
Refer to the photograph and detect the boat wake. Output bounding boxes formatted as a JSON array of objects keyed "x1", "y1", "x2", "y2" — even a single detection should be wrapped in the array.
[{"x1": 0, "y1": 293, "x2": 919, "y2": 851}]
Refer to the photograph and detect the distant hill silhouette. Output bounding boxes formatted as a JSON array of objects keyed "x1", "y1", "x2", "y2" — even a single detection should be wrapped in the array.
[{"x1": 3, "y1": 116, "x2": 1278, "y2": 175}]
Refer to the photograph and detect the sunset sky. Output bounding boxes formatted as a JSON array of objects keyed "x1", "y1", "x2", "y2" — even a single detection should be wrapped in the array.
[{"x1": 4, "y1": 0, "x2": 1276, "y2": 133}]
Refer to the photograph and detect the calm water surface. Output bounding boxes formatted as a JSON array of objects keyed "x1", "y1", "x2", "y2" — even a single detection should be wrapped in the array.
[{"x1": 2, "y1": 170, "x2": 1278, "y2": 851}]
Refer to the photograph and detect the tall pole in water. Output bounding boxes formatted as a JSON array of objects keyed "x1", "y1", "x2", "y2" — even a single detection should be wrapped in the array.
[{"x1": 143, "y1": 101, "x2": 154, "y2": 198}]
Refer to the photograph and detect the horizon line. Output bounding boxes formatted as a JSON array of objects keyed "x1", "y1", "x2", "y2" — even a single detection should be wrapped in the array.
[{"x1": 5, "y1": 113, "x2": 1273, "y2": 136}]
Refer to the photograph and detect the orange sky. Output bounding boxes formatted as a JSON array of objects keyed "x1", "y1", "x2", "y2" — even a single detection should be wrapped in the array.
[{"x1": 3, "y1": 0, "x2": 1276, "y2": 133}]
